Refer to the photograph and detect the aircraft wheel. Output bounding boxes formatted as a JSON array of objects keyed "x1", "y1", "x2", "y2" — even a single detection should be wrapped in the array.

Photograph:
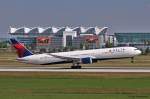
[
  {"x1": 71, "y1": 65, "x2": 82, "y2": 69},
  {"x1": 77, "y1": 65, "x2": 81, "y2": 69}
]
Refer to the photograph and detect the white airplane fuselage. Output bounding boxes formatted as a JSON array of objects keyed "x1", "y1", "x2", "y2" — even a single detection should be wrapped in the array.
[{"x1": 17, "y1": 47, "x2": 141, "y2": 65}]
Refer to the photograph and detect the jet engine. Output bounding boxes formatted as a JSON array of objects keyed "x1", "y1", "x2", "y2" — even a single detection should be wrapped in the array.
[{"x1": 80, "y1": 57, "x2": 93, "y2": 64}]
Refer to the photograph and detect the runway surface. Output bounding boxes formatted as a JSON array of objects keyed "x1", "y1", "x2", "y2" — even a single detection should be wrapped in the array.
[{"x1": 0, "y1": 66, "x2": 150, "y2": 72}]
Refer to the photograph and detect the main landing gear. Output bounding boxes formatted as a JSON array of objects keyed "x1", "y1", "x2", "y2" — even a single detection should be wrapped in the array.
[{"x1": 71, "y1": 62, "x2": 82, "y2": 69}]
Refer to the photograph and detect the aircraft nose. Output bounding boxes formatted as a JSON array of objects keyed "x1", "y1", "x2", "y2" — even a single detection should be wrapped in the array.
[{"x1": 136, "y1": 50, "x2": 142, "y2": 55}]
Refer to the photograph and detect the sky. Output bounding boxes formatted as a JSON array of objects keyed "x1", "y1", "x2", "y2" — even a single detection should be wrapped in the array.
[{"x1": 1, "y1": 0, "x2": 150, "y2": 37}]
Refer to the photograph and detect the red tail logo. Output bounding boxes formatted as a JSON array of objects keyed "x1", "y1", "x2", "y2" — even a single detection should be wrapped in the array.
[{"x1": 10, "y1": 38, "x2": 33, "y2": 58}]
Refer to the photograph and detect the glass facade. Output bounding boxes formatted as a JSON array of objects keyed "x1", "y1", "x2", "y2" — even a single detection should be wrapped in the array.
[
  {"x1": 115, "y1": 33, "x2": 150, "y2": 45},
  {"x1": 66, "y1": 35, "x2": 72, "y2": 47}
]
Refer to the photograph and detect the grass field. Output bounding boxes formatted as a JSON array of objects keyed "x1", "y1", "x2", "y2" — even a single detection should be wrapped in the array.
[
  {"x1": 0, "y1": 52, "x2": 150, "y2": 67},
  {"x1": 0, "y1": 72, "x2": 150, "y2": 99}
]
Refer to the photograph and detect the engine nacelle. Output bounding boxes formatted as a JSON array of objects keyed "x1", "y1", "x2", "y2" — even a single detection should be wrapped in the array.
[{"x1": 80, "y1": 57, "x2": 92, "y2": 64}]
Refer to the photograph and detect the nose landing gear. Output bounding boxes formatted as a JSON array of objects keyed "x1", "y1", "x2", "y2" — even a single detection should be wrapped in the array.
[{"x1": 131, "y1": 57, "x2": 134, "y2": 63}]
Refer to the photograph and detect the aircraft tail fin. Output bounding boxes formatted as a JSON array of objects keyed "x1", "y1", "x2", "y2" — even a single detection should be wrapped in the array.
[{"x1": 9, "y1": 38, "x2": 33, "y2": 58}]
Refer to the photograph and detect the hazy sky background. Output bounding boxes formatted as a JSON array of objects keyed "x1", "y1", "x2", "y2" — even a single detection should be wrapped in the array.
[{"x1": 1, "y1": 0, "x2": 150, "y2": 37}]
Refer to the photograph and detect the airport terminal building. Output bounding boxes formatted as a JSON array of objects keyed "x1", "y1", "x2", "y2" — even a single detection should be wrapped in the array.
[
  {"x1": 9, "y1": 26, "x2": 108, "y2": 52},
  {"x1": 115, "y1": 32, "x2": 150, "y2": 50}
]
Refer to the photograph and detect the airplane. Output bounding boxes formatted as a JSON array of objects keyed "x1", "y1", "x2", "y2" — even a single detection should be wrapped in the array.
[{"x1": 9, "y1": 38, "x2": 141, "y2": 69}]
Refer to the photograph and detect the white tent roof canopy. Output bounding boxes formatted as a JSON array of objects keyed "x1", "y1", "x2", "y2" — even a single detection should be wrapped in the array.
[
  {"x1": 9, "y1": 27, "x2": 31, "y2": 34},
  {"x1": 9, "y1": 26, "x2": 108, "y2": 35}
]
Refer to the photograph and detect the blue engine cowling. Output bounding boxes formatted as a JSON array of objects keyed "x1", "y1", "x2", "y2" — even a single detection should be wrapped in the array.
[{"x1": 80, "y1": 57, "x2": 92, "y2": 64}]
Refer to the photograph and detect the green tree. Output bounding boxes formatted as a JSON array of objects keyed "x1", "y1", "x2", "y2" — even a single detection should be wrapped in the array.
[
  {"x1": 145, "y1": 47, "x2": 150, "y2": 55},
  {"x1": 0, "y1": 42, "x2": 7, "y2": 48},
  {"x1": 105, "y1": 41, "x2": 113, "y2": 48}
]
